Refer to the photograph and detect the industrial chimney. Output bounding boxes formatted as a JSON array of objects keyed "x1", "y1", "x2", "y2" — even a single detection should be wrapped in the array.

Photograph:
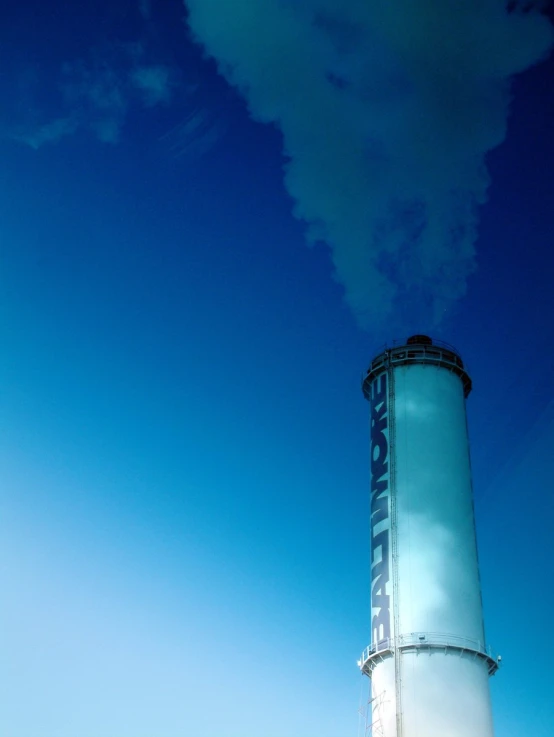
[{"x1": 358, "y1": 336, "x2": 498, "y2": 737}]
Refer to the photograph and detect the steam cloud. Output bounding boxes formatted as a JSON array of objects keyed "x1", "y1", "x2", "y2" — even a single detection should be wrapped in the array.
[{"x1": 185, "y1": 0, "x2": 552, "y2": 326}]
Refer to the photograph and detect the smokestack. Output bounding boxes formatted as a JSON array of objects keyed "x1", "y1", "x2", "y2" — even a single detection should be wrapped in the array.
[{"x1": 358, "y1": 336, "x2": 498, "y2": 737}]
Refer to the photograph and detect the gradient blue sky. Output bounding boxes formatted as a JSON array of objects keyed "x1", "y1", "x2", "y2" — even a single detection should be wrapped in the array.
[{"x1": 1, "y1": 2, "x2": 554, "y2": 736}]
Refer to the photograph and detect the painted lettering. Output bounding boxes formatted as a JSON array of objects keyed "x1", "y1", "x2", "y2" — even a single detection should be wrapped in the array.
[{"x1": 370, "y1": 372, "x2": 390, "y2": 646}]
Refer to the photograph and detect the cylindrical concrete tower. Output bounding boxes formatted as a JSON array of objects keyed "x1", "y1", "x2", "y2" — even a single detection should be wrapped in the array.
[{"x1": 358, "y1": 336, "x2": 498, "y2": 737}]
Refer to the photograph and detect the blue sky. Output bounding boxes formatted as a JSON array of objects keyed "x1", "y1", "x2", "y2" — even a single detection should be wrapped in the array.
[{"x1": 1, "y1": 2, "x2": 553, "y2": 736}]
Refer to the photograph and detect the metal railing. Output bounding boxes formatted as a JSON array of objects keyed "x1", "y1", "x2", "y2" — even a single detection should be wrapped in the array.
[
  {"x1": 371, "y1": 337, "x2": 464, "y2": 356},
  {"x1": 358, "y1": 632, "x2": 500, "y2": 676},
  {"x1": 362, "y1": 341, "x2": 472, "y2": 398}
]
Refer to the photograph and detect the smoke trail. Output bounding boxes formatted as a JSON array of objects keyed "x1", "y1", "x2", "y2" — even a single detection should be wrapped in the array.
[{"x1": 184, "y1": 0, "x2": 552, "y2": 326}]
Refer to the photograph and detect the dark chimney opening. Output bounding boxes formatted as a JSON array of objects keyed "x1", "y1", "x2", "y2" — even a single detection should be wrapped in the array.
[{"x1": 406, "y1": 334, "x2": 433, "y2": 346}]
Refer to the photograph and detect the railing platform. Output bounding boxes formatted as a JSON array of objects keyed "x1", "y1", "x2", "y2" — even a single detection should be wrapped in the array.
[
  {"x1": 358, "y1": 632, "x2": 500, "y2": 677},
  {"x1": 362, "y1": 340, "x2": 472, "y2": 398}
]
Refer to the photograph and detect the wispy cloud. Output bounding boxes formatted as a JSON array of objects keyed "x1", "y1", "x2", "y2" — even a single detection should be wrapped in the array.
[
  {"x1": 10, "y1": 117, "x2": 78, "y2": 150},
  {"x1": 138, "y1": 0, "x2": 152, "y2": 21},
  {"x1": 7, "y1": 43, "x2": 179, "y2": 148},
  {"x1": 131, "y1": 64, "x2": 176, "y2": 106}
]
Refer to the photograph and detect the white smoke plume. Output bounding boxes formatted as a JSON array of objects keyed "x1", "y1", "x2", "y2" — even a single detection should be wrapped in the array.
[{"x1": 184, "y1": 0, "x2": 552, "y2": 327}]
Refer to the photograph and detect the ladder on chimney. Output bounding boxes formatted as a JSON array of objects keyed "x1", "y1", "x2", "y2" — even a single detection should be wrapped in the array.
[{"x1": 358, "y1": 688, "x2": 387, "y2": 737}]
